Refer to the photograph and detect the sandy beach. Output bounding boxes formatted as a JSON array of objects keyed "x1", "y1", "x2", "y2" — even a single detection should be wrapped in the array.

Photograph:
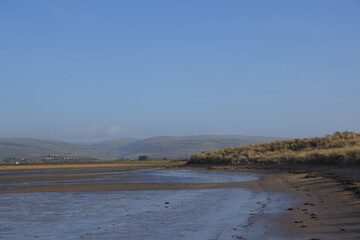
[
  {"x1": 222, "y1": 166, "x2": 360, "y2": 240},
  {"x1": 0, "y1": 165, "x2": 359, "y2": 240}
]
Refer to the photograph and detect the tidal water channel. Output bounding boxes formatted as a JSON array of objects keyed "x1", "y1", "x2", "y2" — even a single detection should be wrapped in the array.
[{"x1": 0, "y1": 168, "x2": 291, "y2": 240}]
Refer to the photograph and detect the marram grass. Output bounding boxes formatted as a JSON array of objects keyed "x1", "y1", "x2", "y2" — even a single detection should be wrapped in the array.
[{"x1": 188, "y1": 132, "x2": 360, "y2": 166}]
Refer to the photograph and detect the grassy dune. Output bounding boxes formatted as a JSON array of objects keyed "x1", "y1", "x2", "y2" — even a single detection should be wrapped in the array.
[{"x1": 188, "y1": 132, "x2": 360, "y2": 166}]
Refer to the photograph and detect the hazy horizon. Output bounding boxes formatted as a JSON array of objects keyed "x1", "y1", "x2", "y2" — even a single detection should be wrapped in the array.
[
  {"x1": 0, "y1": 130, "x2": 283, "y2": 143},
  {"x1": 1, "y1": 1, "x2": 359, "y2": 142}
]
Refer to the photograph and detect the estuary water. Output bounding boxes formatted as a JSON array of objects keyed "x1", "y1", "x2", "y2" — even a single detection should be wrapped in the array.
[{"x1": 0, "y1": 168, "x2": 291, "y2": 240}]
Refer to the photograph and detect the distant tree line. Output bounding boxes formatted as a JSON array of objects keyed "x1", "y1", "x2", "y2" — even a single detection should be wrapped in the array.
[{"x1": 138, "y1": 155, "x2": 150, "y2": 161}]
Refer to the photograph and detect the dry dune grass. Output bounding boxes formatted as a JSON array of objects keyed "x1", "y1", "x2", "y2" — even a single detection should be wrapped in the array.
[{"x1": 189, "y1": 132, "x2": 360, "y2": 166}]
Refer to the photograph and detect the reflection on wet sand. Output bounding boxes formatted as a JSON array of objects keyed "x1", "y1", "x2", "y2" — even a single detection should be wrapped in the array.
[{"x1": 0, "y1": 168, "x2": 289, "y2": 240}]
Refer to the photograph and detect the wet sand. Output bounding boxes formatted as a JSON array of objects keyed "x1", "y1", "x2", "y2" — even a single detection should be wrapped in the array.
[
  {"x1": 0, "y1": 165, "x2": 359, "y2": 239},
  {"x1": 1, "y1": 168, "x2": 277, "y2": 240},
  {"x1": 195, "y1": 166, "x2": 360, "y2": 240}
]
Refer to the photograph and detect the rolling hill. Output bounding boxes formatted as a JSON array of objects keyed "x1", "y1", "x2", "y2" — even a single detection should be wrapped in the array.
[
  {"x1": 113, "y1": 135, "x2": 279, "y2": 158},
  {"x1": 0, "y1": 135, "x2": 279, "y2": 159},
  {"x1": 0, "y1": 138, "x2": 109, "y2": 159}
]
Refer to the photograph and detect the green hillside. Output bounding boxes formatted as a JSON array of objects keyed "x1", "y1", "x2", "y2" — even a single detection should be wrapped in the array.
[
  {"x1": 188, "y1": 132, "x2": 360, "y2": 166},
  {"x1": 118, "y1": 135, "x2": 279, "y2": 158},
  {"x1": 0, "y1": 138, "x2": 109, "y2": 158},
  {"x1": 0, "y1": 135, "x2": 279, "y2": 159}
]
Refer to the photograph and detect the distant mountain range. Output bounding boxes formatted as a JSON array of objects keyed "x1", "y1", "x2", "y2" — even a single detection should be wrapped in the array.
[{"x1": 0, "y1": 135, "x2": 280, "y2": 159}]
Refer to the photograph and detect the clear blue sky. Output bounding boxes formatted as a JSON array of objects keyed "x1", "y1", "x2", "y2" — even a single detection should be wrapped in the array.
[{"x1": 1, "y1": 0, "x2": 359, "y2": 141}]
